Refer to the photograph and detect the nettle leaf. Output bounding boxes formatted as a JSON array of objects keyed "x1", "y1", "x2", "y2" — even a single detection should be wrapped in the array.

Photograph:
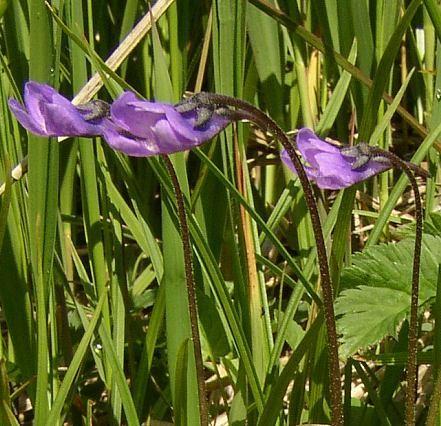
[{"x1": 335, "y1": 234, "x2": 441, "y2": 358}]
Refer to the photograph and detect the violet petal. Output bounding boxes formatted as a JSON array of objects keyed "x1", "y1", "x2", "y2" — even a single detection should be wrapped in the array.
[
  {"x1": 9, "y1": 81, "x2": 104, "y2": 137},
  {"x1": 281, "y1": 128, "x2": 391, "y2": 189},
  {"x1": 101, "y1": 121, "x2": 162, "y2": 157},
  {"x1": 109, "y1": 91, "x2": 230, "y2": 156},
  {"x1": 8, "y1": 99, "x2": 47, "y2": 136},
  {"x1": 164, "y1": 106, "x2": 230, "y2": 143}
]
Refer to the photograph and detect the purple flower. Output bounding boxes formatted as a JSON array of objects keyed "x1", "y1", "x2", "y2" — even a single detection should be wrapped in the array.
[
  {"x1": 9, "y1": 83, "x2": 231, "y2": 157},
  {"x1": 102, "y1": 91, "x2": 231, "y2": 157},
  {"x1": 281, "y1": 128, "x2": 391, "y2": 189},
  {"x1": 8, "y1": 82, "x2": 106, "y2": 137}
]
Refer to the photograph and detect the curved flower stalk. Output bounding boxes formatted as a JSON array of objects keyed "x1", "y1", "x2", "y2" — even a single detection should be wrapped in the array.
[
  {"x1": 160, "y1": 155, "x2": 208, "y2": 425},
  {"x1": 366, "y1": 146, "x2": 424, "y2": 426},
  {"x1": 282, "y1": 128, "x2": 426, "y2": 426},
  {"x1": 175, "y1": 93, "x2": 344, "y2": 426}
]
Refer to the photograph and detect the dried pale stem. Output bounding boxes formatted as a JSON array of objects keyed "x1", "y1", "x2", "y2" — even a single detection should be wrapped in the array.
[
  {"x1": 162, "y1": 155, "x2": 208, "y2": 426},
  {"x1": 0, "y1": 157, "x2": 28, "y2": 196},
  {"x1": 370, "y1": 147, "x2": 423, "y2": 426},
  {"x1": 197, "y1": 93, "x2": 343, "y2": 426}
]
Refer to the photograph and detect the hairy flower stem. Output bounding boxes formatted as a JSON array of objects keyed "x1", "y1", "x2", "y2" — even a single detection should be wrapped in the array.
[
  {"x1": 370, "y1": 147, "x2": 424, "y2": 426},
  {"x1": 162, "y1": 155, "x2": 208, "y2": 426},
  {"x1": 190, "y1": 93, "x2": 343, "y2": 425}
]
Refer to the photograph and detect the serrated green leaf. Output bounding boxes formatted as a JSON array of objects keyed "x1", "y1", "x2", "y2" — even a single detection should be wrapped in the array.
[
  {"x1": 336, "y1": 235, "x2": 441, "y2": 357},
  {"x1": 427, "y1": 211, "x2": 441, "y2": 236},
  {"x1": 336, "y1": 286, "x2": 410, "y2": 358}
]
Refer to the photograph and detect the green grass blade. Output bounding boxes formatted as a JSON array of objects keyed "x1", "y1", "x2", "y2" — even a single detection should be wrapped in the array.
[
  {"x1": 68, "y1": 0, "x2": 112, "y2": 394},
  {"x1": 133, "y1": 282, "x2": 166, "y2": 415},
  {"x1": 350, "y1": 0, "x2": 374, "y2": 77},
  {"x1": 0, "y1": 360, "x2": 19, "y2": 426},
  {"x1": 316, "y1": 40, "x2": 357, "y2": 136},
  {"x1": 174, "y1": 339, "x2": 190, "y2": 426},
  {"x1": 0, "y1": 154, "x2": 12, "y2": 252},
  {"x1": 424, "y1": 0, "x2": 441, "y2": 42},
  {"x1": 369, "y1": 68, "x2": 416, "y2": 145},
  {"x1": 46, "y1": 289, "x2": 108, "y2": 424},
  {"x1": 247, "y1": 1, "x2": 284, "y2": 127},
  {"x1": 257, "y1": 317, "x2": 322, "y2": 426},
  {"x1": 28, "y1": 1, "x2": 57, "y2": 422},
  {"x1": 100, "y1": 162, "x2": 164, "y2": 279},
  {"x1": 359, "y1": 0, "x2": 422, "y2": 140},
  {"x1": 150, "y1": 13, "x2": 201, "y2": 424},
  {"x1": 194, "y1": 148, "x2": 319, "y2": 303},
  {"x1": 367, "y1": 119, "x2": 441, "y2": 246},
  {"x1": 107, "y1": 205, "x2": 126, "y2": 424},
  {"x1": 353, "y1": 362, "x2": 392, "y2": 426},
  {"x1": 146, "y1": 156, "x2": 265, "y2": 412},
  {"x1": 248, "y1": 0, "x2": 430, "y2": 142},
  {"x1": 98, "y1": 320, "x2": 139, "y2": 425}
]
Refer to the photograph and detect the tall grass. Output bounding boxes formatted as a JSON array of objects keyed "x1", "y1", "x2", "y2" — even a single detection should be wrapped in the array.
[{"x1": 0, "y1": 0, "x2": 440, "y2": 424}]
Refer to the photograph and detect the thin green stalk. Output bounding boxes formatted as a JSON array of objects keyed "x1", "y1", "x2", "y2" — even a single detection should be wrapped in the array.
[
  {"x1": 28, "y1": 0, "x2": 56, "y2": 422},
  {"x1": 34, "y1": 260, "x2": 48, "y2": 424},
  {"x1": 424, "y1": 0, "x2": 441, "y2": 43},
  {"x1": 353, "y1": 362, "x2": 391, "y2": 426},
  {"x1": 46, "y1": 289, "x2": 108, "y2": 424},
  {"x1": 185, "y1": 93, "x2": 343, "y2": 425},
  {"x1": 282, "y1": 0, "x2": 314, "y2": 130},
  {"x1": 162, "y1": 155, "x2": 208, "y2": 426},
  {"x1": 70, "y1": 0, "x2": 112, "y2": 391},
  {"x1": 290, "y1": 21, "x2": 314, "y2": 128}
]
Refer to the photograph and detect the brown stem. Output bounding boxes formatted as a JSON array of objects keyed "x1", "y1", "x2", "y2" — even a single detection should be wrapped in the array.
[
  {"x1": 195, "y1": 93, "x2": 343, "y2": 426},
  {"x1": 370, "y1": 147, "x2": 423, "y2": 426},
  {"x1": 426, "y1": 266, "x2": 441, "y2": 426},
  {"x1": 162, "y1": 155, "x2": 208, "y2": 426}
]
